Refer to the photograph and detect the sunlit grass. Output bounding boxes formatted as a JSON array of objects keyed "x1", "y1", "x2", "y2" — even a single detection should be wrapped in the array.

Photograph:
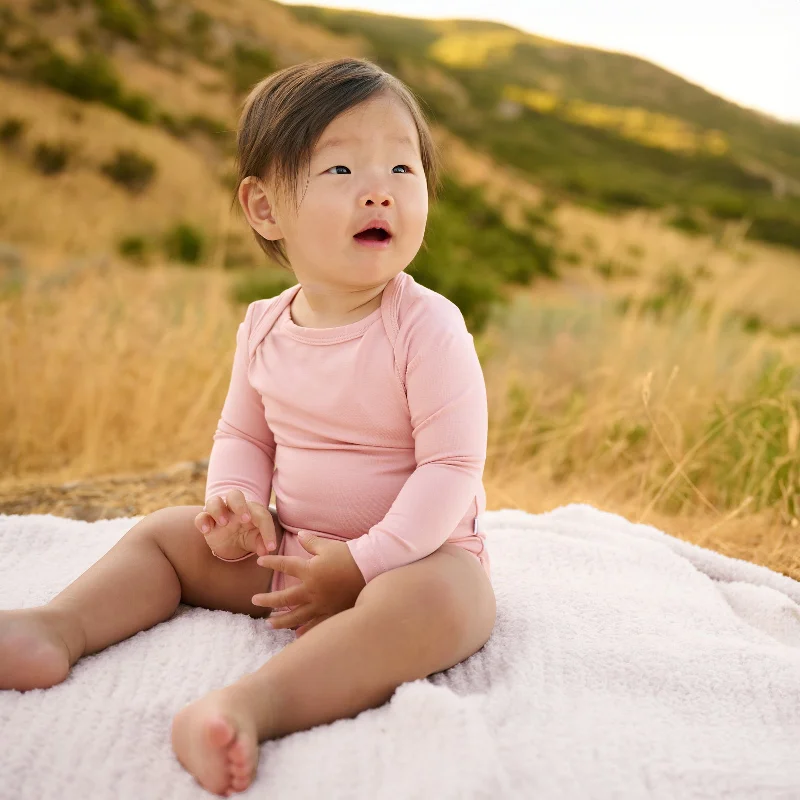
[
  {"x1": 429, "y1": 31, "x2": 539, "y2": 69},
  {"x1": 502, "y1": 85, "x2": 730, "y2": 155},
  {"x1": 482, "y1": 288, "x2": 798, "y2": 523}
]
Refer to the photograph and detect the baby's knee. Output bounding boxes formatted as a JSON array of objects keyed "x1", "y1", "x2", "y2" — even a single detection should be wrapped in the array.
[{"x1": 130, "y1": 505, "x2": 204, "y2": 549}]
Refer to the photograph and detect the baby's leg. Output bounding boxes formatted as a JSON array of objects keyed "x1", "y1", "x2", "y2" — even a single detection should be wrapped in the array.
[
  {"x1": 0, "y1": 505, "x2": 279, "y2": 692},
  {"x1": 171, "y1": 543, "x2": 496, "y2": 796}
]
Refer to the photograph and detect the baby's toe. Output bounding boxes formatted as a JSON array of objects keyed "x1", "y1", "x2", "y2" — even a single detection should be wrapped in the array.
[
  {"x1": 208, "y1": 717, "x2": 236, "y2": 748},
  {"x1": 228, "y1": 734, "x2": 258, "y2": 789},
  {"x1": 172, "y1": 707, "x2": 236, "y2": 797}
]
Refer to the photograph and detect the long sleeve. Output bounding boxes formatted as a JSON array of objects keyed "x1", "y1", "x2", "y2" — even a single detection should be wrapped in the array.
[
  {"x1": 346, "y1": 300, "x2": 488, "y2": 583},
  {"x1": 204, "y1": 302, "x2": 276, "y2": 509}
]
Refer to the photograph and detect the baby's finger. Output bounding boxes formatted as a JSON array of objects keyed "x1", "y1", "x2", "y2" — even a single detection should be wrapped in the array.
[
  {"x1": 251, "y1": 585, "x2": 302, "y2": 608},
  {"x1": 266, "y1": 608, "x2": 314, "y2": 631},
  {"x1": 238, "y1": 525, "x2": 268, "y2": 557},
  {"x1": 225, "y1": 490, "x2": 250, "y2": 524},
  {"x1": 195, "y1": 511, "x2": 216, "y2": 534},
  {"x1": 248, "y1": 504, "x2": 278, "y2": 553},
  {"x1": 255, "y1": 554, "x2": 306, "y2": 579},
  {"x1": 204, "y1": 495, "x2": 230, "y2": 527}
]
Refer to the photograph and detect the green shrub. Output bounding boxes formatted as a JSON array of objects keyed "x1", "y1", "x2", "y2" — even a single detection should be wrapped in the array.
[
  {"x1": 668, "y1": 210, "x2": 707, "y2": 236},
  {"x1": 32, "y1": 141, "x2": 70, "y2": 174},
  {"x1": 185, "y1": 114, "x2": 231, "y2": 144},
  {"x1": 157, "y1": 111, "x2": 185, "y2": 138},
  {"x1": 410, "y1": 175, "x2": 555, "y2": 333},
  {"x1": 0, "y1": 117, "x2": 26, "y2": 145},
  {"x1": 524, "y1": 207, "x2": 554, "y2": 229},
  {"x1": 118, "y1": 234, "x2": 150, "y2": 263},
  {"x1": 740, "y1": 313, "x2": 764, "y2": 333},
  {"x1": 115, "y1": 92, "x2": 155, "y2": 123},
  {"x1": 637, "y1": 266, "x2": 695, "y2": 319},
  {"x1": 231, "y1": 270, "x2": 296, "y2": 304},
  {"x1": 186, "y1": 10, "x2": 213, "y2": 57},
  {"x1": 614, "y1": 295, "x2": 633, "y2": 316},
  {"x1": 693, "y1": 263, "x2": 713, "y2": 280},
  {"x1": 75, "y1": 26, "x2": 97, "y2": 49},
  {"x1": 219, "y1": 170, "x2": 239, "y2": 192},
  {"x1": 594, "y1": 259, "x2": 619, "y2": 280},
  {"x1": 101, "y1": 149, "x2": 156, "y2": 193},
  {"x1": 0, "y1": 246, "x2": 25, "y2": 304},
  {"x1": 157, "y1": 112, "x2": 230, "y2": 145},
  {"x1": 599, "y1": 186, "x2": 662, "y2": 210},
  {"x1": 94, "y1": 0, "x2": 144, "y2": 41},
  {"x1": 747, "y1": 212, "x2": 800, "y2": 250},
  {"x1": 540, "y1": 196, "x2": 559, "y2": 214},
  {"x1": 703, "y1": 192, "x2": 747, "y2": 220},
  {"x1": 626, "y1": 243, "x2": 645, "y2": 258},
  {"x1": 582, "y1": 233, "x2": 598, "y2": 252},
  {"x1": 228, "y1": 43, "x2": 276, "y2": 93},
  {"x1": 33, "y1": 50, "x2": 120, "y2": 103},
  {"x1": 32, "y1": 0, "x2": 59, "y2": 11},
  {"x1": 619, "y1": 263, "x2": 640, "y2": 278},
  {"x1": 32, "y1": 50, "x2": 155, "y2": 123},
  {"x1": 163, "y1": 222, "x2": 205, "y2": 264},
  {"x1": 222, "y1": 235, "x2": 259, "y2": 269}
]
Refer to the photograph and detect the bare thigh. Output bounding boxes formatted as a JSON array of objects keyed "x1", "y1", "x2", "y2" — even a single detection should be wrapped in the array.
[
  {"x1": 140, "y1": 504, "x2": 276, "y2": 618},
  {"x1": 355, "y1": 542, "x2": 496, "y2": 672}
]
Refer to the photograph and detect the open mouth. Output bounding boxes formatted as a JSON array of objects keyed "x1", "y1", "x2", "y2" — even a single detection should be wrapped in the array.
[{"x1": 354, "y1": 227, "x2": 392, "y2": 242}]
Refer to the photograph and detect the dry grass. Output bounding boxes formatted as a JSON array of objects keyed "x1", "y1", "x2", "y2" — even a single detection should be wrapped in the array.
[
  {"x1": 0, "y1": 77, "x2": 229, "y2": 254},
  {"x1": 437, "y1": 125, "x2": 800, "y2": 332}
]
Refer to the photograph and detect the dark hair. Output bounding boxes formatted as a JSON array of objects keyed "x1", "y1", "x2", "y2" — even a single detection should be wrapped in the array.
[{"x1": 234, "y1": 57, "x2": 441, "y2": 270}]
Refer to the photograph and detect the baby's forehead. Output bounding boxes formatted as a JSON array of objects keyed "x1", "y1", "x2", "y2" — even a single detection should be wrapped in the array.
[
  {"x1": 313, "y1": 98, "x2": 421, "y2": 154},
  {"x1": 313, "y1": 131, "x2": 419, "y2": 155}
]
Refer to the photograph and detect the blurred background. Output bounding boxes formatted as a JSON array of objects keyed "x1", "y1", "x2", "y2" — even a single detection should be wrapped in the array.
[{"x1": 0, "y1": 0, "x2": 798, "y2": 578}]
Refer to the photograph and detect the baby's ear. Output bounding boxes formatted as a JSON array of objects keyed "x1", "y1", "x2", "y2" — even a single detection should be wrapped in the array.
[{"x1": 239, "y1": 176, "x2": 283, "y2": 240}]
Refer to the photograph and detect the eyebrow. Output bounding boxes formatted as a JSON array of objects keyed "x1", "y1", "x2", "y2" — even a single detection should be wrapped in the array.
[{"x1": 314, "y1": 134, "x2": 417, "y2": 154}]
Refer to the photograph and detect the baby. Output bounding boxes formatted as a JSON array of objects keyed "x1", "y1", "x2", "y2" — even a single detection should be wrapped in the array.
[{"x1": 0, "y1": 57, "x2": 496, "y2": 796}]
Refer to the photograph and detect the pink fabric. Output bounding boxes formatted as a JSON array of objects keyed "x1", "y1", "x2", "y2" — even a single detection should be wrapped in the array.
[{"x1": 205, "y1": 270, "x2": 490, "y2": 590}]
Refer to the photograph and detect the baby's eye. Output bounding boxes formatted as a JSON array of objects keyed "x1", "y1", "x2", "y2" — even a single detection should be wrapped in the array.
[
  {"x1": 392, "y1": 165, "x2": 411, "y2": 173},
  {"x1": 327, "y1": 165, "x2": 350, "y2": 175}
]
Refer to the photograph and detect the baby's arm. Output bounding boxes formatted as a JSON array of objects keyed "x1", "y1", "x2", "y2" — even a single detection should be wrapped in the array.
[
  {"x1": 346, "y1": 299, "x2": 488, "y2": 584},
  {"x1": 204, "y1": 302, "x2": 277, "y2": 559}
]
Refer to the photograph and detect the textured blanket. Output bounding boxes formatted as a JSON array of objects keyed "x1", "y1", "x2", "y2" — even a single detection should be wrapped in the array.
[{"x1": 1, "y1": 505, "x2": 799, "y2": 799}]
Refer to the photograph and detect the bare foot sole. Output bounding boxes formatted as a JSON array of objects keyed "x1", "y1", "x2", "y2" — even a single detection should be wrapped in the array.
[
  {"x1": 0, "y1": 609, "x2": 76, "y2": 691},
  {"x1": 171, "y1": 690, "x2": 261, "y2": 796}
]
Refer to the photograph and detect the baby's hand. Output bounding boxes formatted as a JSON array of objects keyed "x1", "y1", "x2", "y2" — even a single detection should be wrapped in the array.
[{"x1": 195, "y1": 490, "x2": 280, "y2": 561}]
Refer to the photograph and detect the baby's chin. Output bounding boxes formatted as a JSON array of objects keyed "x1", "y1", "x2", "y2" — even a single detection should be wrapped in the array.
[{"x1": 328, "y1": 256, "x2": 407, "y2": 285}]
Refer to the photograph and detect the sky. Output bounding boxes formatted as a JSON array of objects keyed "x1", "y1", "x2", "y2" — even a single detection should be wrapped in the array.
[{"x1": 280, "y1": 0, "x2": 800, "y2": 124}]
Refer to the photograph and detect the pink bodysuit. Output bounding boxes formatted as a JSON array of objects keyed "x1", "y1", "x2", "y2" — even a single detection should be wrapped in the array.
[{"x1": 204, "y1": 270, "x2": 490, "y2": 610}]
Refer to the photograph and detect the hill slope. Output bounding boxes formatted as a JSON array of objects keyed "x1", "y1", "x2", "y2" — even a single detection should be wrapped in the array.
[
  {"x1": 0, "y1": 0, "x2": 798, "y2": 336},
  {"x1": 287, "y1": 6, "x2": 800, "y2": 250}
]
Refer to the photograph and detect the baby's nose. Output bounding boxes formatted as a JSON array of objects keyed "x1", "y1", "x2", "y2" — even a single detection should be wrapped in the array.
[{"x1": 361, "y1": 190, "x2": 393, "y2": 206}]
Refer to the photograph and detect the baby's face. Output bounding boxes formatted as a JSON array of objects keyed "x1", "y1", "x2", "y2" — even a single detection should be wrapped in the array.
[{"x1": 275, "y1": 92, "x2": 429, "y2": 289}]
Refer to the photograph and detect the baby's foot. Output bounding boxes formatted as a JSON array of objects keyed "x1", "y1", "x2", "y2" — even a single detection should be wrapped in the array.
[
  {"x1": 171, "y1": 689, "x2": 261, "y2": 796},
  {"x1": 0, "y1": 608, "x2": 81, "y2": 691}
]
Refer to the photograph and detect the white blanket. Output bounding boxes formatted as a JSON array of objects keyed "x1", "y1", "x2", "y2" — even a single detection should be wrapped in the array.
[{"x1": 1, "y1": 505, "x2": 800, "y2": 799}]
